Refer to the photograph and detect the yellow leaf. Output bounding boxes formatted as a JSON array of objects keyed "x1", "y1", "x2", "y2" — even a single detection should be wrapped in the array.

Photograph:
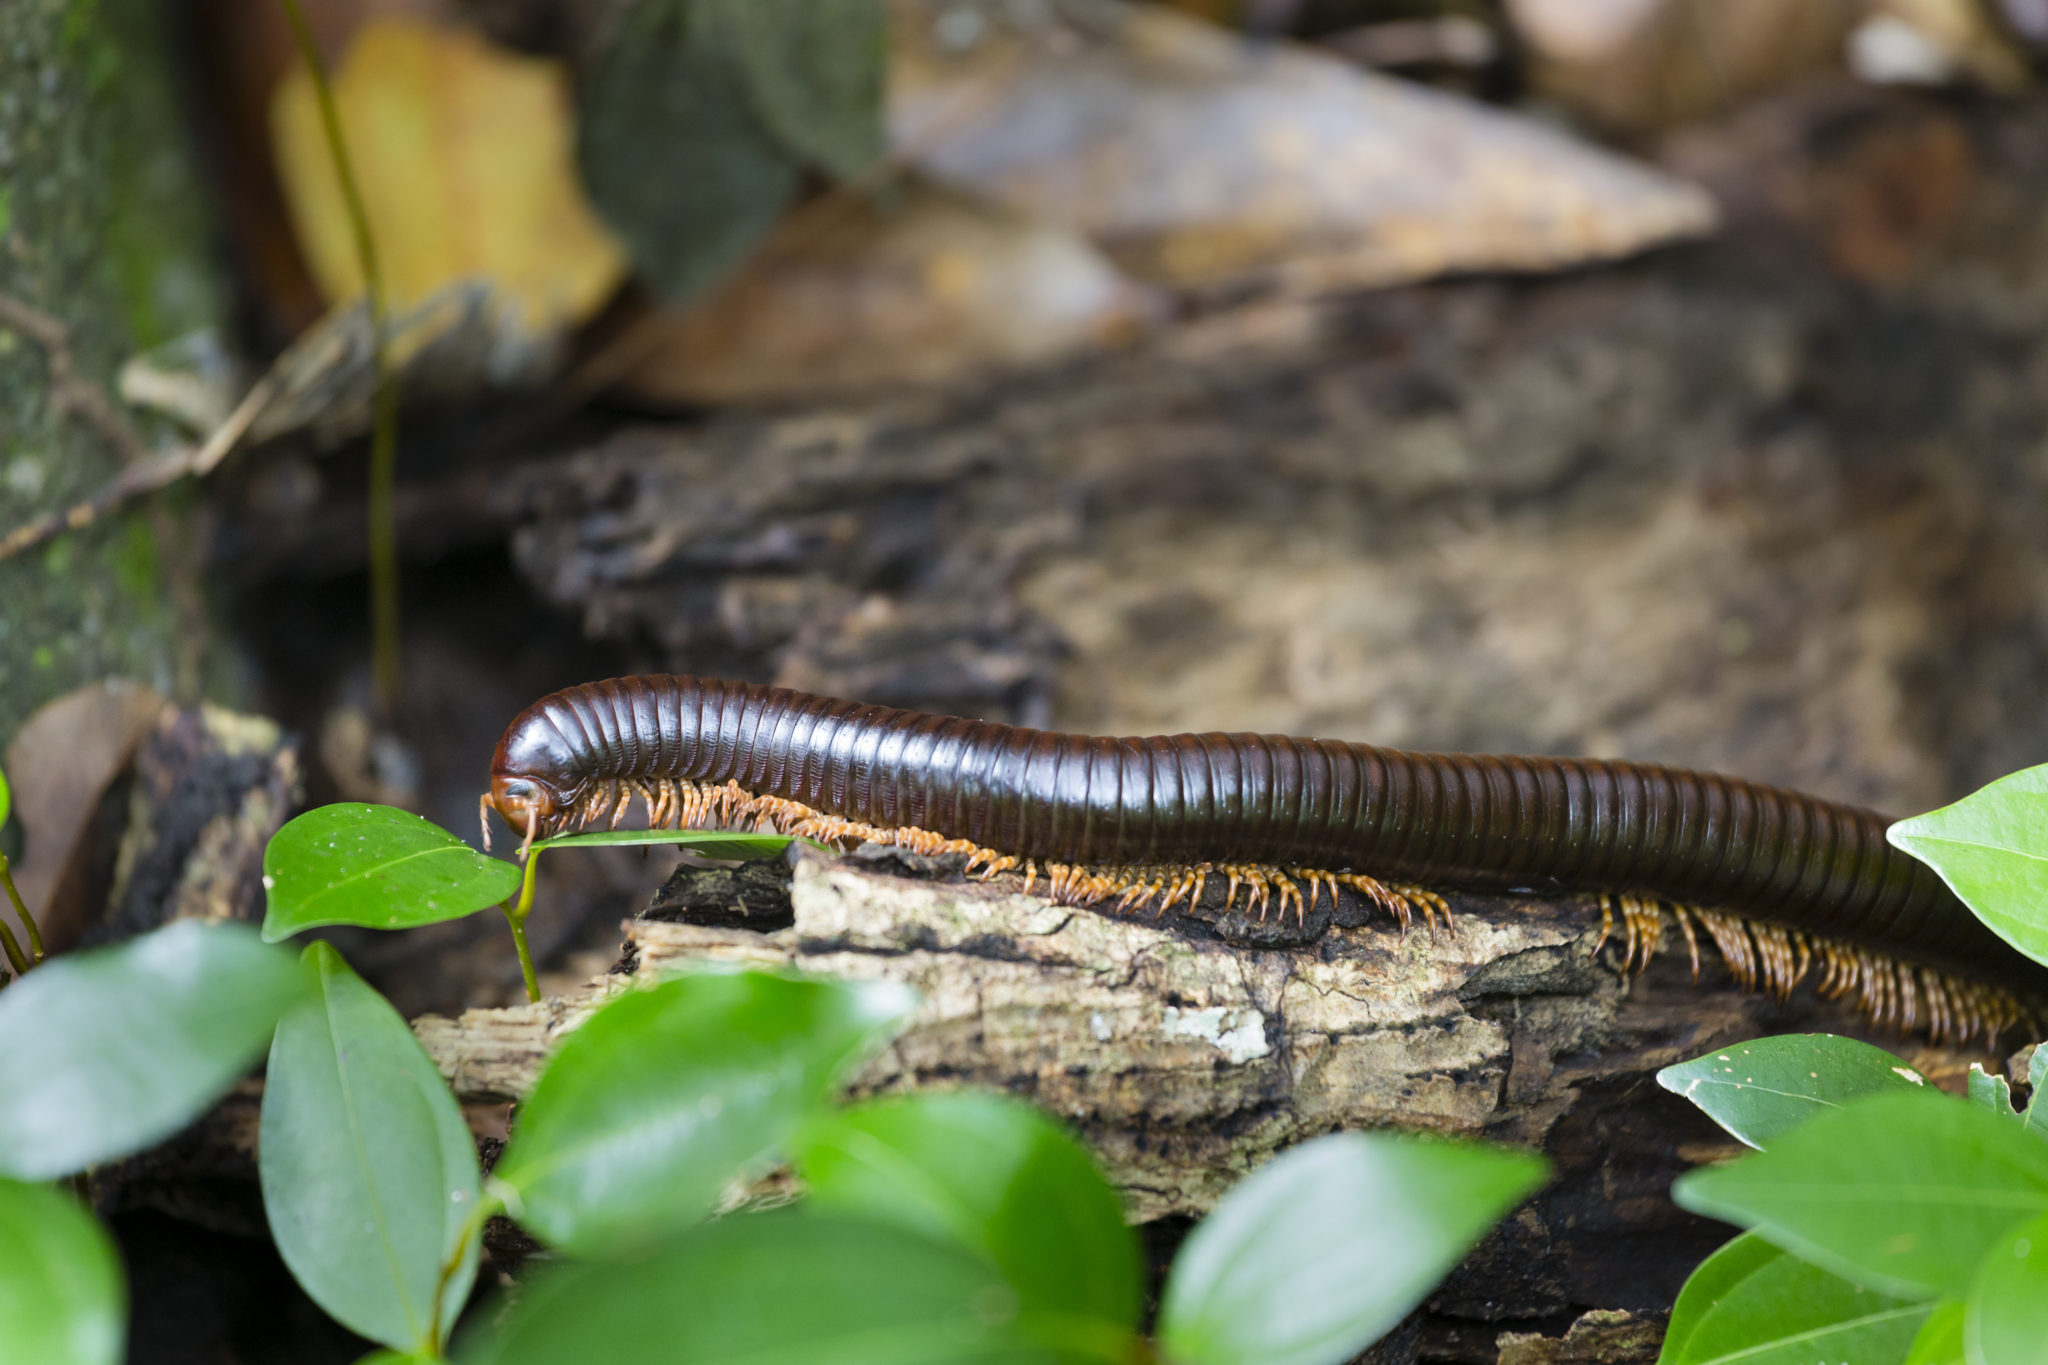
[{"x1": 270, "y1": 18, "x2": 625, "y2": 338}]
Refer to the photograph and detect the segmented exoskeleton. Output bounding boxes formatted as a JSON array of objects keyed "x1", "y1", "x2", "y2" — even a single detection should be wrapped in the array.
[{"x1": 484, "y1": 675, "x2": 2045, "y2": 1044}]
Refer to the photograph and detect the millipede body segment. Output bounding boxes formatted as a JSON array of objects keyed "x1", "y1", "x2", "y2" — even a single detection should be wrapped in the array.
[{"x1": 486, "y1": 675, "x2": 2045, "y2": 1043}]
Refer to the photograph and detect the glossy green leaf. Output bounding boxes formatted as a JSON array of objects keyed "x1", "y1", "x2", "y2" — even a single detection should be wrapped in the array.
[
  {"x1": 1156, "y1": 1133, "x2": 1547, "y2": 1365},
  {"x1": 1657, "y1": 1033, "x2": 1927, "y2": 1149},
  {"x1": 1968, "y1": 1065, "x2": 2017, "y2": 1119},
  {"x1": 457, "y1": 1209, "x2": 1065, "y2": 1365},
  {"x1": 0, "y1": 1179, "x2": 123, "y2": 1365},
  {"x1": 261, "y1": 943, "x2": 481, "y2": 1353},
  {"x1": 0, "y1": 760, "x2": 12, "y2": 830},
  {"x1": 1657, "y1": 1231, "x2": 1930, "y2": 1365},
  {"x1": 578, "y1": 0, "x2": 800, "y2": 304},
  {"x1": 1904, "y1": 1301, "x2": 1965, "y2": 1365},
  {"x1": 531, "y1": 827, "x2": 796, "y2": 859},
  {"x1": 707, "y1": 0, "x2": 885, "y2": 181},
  {"x1": 797, "y1": 1092, "x2": 1141, "y2": 1329},
  {"x1": 1675, "y1": 1091, "x2": 2048, "y2": 1299},
  {"x1": 1889, "y1": 768, "x2": 2048, "y2": 966},
  {"x1": 2024, "y1": 1045, "x2": 2048, "y2": 1137},
  {"x1": 491, "y1": 970, "x2": 913, "y2": 1254},
  {"x1": 0, "y1": 920, "x2": 308, "y2": 1178},
  {"x1": 263, "y1": 804, "x2": 520, "y2": 941},
  {"x1": 1965, "y1": 1210, "x2": 2048, "y2": 1365}
]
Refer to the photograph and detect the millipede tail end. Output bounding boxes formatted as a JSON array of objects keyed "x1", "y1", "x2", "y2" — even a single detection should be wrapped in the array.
[{"x1": 1596, "y1": 894, "x2": 2029, "y2": 1048}]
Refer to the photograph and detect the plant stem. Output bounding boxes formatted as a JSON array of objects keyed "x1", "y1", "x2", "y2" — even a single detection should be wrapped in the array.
[
  {"x1": 277, "y1": 0, "x2": 403, "y2": 716},
  {"x1": 0, "y1": 853, "x2": 41, "y2": 963},
  {"x1": 501, "y1": 849, "x2": 544, "y2": 1003},
  {"x1": 0, "y1": 909, "x2": 25, "y2": 978}
]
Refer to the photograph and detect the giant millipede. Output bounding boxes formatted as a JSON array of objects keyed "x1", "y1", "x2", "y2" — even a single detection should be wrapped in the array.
[{"x1": 484, "y1": 675, "x2": 2045, "y2": 1044}]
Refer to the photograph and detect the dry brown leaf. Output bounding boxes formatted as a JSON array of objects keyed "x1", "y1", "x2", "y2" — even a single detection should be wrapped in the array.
[
  {"x1": 891, "y1": 0, "x2": 1716, "y2": 296},
  {"x1": 1856, "y1": 0, "x2": 2032, "y2": 91},
  {"x1": 1509, "y1": 0, "x2": 1865, "y2": 132},
  {"x1": 619, "y1": 182, "x2": 1161, "y2": 405},
  {"x1": 271, "y1": 16, "x2": 625, "y2": 339},
  {"x1": 5, "y1": 680, "x2": 167, "y2": 953}
]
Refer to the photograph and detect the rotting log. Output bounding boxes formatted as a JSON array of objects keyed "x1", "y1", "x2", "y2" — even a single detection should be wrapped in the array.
[{"x1": 402, "y1": 848, "x2": 2005, "y2": 1359}]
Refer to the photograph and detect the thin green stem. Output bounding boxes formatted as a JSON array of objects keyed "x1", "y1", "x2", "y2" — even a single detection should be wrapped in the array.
[
  {"x1": 503, "y1": 909, "x2": 540, "y2": 1005},
  {"x1": 0, "y1": 907, "x2": 25, "y2": 978},
  {"x1": 502, "y1": 849, "x2": 544, "y2": 1003},
  {"x1": 0, "y1": 853, "x2": 40, "y2": 963},
  {"x1": 277, "y1": 0, "x2": 403, "y2": 715}
]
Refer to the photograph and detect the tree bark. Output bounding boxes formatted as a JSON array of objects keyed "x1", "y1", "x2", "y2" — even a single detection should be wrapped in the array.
[{"x1": 0, "y1": 0, "x2": 228, "y2": 744}]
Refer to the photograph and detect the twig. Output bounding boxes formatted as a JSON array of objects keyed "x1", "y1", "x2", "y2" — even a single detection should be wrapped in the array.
[
  {"x1": 0, "y1": 371, "x2": 275, "y2": 563},
  {"x1": 278, "y1": 0, "x2": 403, "y2": 715}
]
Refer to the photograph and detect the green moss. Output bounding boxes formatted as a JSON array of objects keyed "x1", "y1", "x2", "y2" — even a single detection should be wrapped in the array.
[{"x1": 110, "y1": 517, "x2": 160, "y2": 604}]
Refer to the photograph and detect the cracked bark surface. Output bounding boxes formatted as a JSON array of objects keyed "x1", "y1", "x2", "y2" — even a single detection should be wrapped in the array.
[{"x1": 403, "y1": 849, "x2": 1998, "y2": 1360}]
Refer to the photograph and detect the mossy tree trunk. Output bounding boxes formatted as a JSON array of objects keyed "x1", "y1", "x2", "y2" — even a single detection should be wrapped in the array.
[{"x1": 0, "y1": 0, "x2": 227, "y2": 745}]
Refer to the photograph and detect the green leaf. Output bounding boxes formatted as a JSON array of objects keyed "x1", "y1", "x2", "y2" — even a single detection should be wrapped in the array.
[
  {"x1": 1156, "y1": 1133, "x2": 1547, "y2": 1365},
  {"x1": 0, "y1": 921, "x2": 309, "y2": 1178},
  {"x1": 490, "y1": 970, "x2": 913, "y2": 1255},
  {"x1": 0, "y1": 1179, "x2": 124, "y2": 1365},
  {"x1": 263, "y1": 804, "x2": 521, "y2": 941},
  {"x1": 1657, "y1": 1034, "x2": 1928, "y2": 1149},
  {"x1": 797, "y1": 1092, "x2": 1141, "y2": 1330},
  {"x1": 456, "y1": 1209, "x2": 1063, "y2": 1365},
  {"x1": 261, "y1": 943, "x2": 482, "y2": 1353},
  {"x1": 705, "y1": 0, "x2": 886, "y2": 181},
  {"x1": 1657, "y1": 1232, "x2": 1930, "y2": 1365},
  {"x1": 1905, "y1": 1301, "x2": 1965, "y2": 1365},
  {"x1": 1965, "y1": 1210, "x2": 2048, "y2": 1365},
  {"x1": 2024, "y1": 1045, "x2": 2048, "y2": 1137},
  {"x1": 531, "y1": 827, "x2": 796, "y2": 859},
  {"x1": 577, "y1": 0, "x2": 801, "y2": 304},
  {"x1": 0, "y1": 760, "x2": 12, "y2": 830},
  {"x1": 1889, "y1": 768, "x2": 2048, "y2": 966},
  {"x1": 1674, "y1": 1090, "x2": 2048, "y2": 1299},
  {"x1": 1969, "y1": 1065, "x2": 2017, "y2": 1119}
]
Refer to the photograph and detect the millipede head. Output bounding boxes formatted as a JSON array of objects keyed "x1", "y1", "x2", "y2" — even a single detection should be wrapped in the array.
[{"x1": 485, "y1": 773, "x2": 574, "y2": 858}]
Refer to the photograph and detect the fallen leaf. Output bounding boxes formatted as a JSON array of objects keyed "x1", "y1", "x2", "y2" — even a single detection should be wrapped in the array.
[
  {"x1": 1853, "y1": 0, "x2": 2032, "y2": 91},
  {"x1": 1508, "y1": 0, "x2": 1864, "y2": 133},
  {"x1": 271, "y1": 16, "x2": 625, "y2": 339},
  {"x1": 4, "y1": 680, "x2": 166, "y2": 953},
  {"x1": 619, "y1": 181, "x2": 1161, "y2": 404},
  {"x1": 891, "y1": 0, "x2": 1716, "y2": 296}
]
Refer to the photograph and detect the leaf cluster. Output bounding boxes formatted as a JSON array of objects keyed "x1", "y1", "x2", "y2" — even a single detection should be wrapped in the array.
[
  {"x1": 1657, "y1": 1035, "x2": 2048, "y2": 1364},
  {"x1": 0, "y1": 800, "x2": 1549, "y2": 1363},
  {"x1": 1652, "y1": 764, "x2": 2048, "y2": 1365}
]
